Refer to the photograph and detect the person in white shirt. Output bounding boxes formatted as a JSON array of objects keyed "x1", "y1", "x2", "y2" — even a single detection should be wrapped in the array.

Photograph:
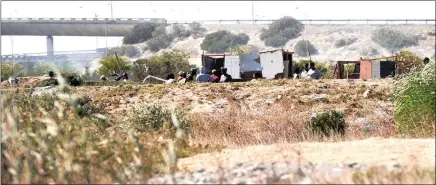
[{"x1": 300, "y1": 63, "x2": 310, "y2": 79}]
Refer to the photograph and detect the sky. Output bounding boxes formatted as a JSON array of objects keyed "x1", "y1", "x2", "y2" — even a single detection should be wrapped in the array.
[{"x1": 1, "y1": 1, "x2": 435, "y2": 55}]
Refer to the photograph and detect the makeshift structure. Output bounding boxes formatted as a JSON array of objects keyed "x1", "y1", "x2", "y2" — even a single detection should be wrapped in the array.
[
  {"x1": 240, "y1": 54, "x2": 262, "y2": 80},
  {"x1": 334, "y1": 56, "x2": 397, "y2": 79},
  {"x1": 259, "y1": 49, "x2": 294, "y2": 79}
]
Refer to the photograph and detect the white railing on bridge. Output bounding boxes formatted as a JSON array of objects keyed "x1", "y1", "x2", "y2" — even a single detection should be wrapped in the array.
[{"x1": 2, "y1": 18, "x2": 435, "y2": 25}]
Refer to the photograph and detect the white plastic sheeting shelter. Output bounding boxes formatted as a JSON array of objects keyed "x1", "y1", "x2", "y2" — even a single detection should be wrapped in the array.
[
  {"x1": 224, "y1": 55, "x2": 241, "y2": 79},
  {"x1": 259, "y1": 49, "x2": 293, "y2": 79}
]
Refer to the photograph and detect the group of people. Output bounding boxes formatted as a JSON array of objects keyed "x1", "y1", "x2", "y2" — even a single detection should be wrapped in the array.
[
  {"x1": 165, "y1": 66, "x2": 233, "y2": 84},
  {"x1": 293, "y1": 62, "x2": 322, "y2": 79}
]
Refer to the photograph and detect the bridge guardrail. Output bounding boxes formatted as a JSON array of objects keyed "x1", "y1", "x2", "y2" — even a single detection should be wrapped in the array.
[{"x1": 2, "y1": 18, "x2": 435, "y2": 25}]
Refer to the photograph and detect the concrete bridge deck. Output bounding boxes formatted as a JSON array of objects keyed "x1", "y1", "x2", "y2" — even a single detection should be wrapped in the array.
[{"x1": 2, "y1": 18, "x2": 435, "y2": 36}]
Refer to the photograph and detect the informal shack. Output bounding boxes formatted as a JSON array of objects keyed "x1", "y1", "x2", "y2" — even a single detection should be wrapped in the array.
[
  {"x1": 259, "y1": 49, "x2": 294, "y2": 79},
  {"x1": 334, "y1": 56, "x2": 397, "y2": 79}
]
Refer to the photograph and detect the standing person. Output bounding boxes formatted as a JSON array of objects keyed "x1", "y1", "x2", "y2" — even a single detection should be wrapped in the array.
[
  {"x1": 307, "y1": 62, "x2": 322, "y2": 79},
  {"x1": 220, "y1": 67, "x2": 233, "y2": 82},
  {"x1": 196, "y1": 66, "x2": 214, "y2": 83},
  {"x1": 210, "y1": 69, "x2": 220, "y2": 83},
  {"x1": 185, "y1": 68, "x2": 197, "y2": 82}
]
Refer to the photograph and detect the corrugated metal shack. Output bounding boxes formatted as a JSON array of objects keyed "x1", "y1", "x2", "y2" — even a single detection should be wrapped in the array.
[
  {"x1": 202, "y1": 53, "x2": 264, "y2": 81},
  {"x1": 334, "y1": 56, "x2": 397, "y2": 79}
]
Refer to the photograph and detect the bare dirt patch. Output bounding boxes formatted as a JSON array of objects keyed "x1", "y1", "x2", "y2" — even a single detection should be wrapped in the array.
[{"x1": 177, "y1": 138, "x2": 435, "y2": 172}]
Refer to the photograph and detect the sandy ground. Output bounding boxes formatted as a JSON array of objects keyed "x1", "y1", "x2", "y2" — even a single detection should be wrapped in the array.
[{"x1": 177, "y1": 138, "x2": 435, "y2": 172}]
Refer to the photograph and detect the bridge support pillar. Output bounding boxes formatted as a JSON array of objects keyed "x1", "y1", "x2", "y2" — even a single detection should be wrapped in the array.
[{"x1": 46, "y1": 36, "x2": 54, "y2": 62}]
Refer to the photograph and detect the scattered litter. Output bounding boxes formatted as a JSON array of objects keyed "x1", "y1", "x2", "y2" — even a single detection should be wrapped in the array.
[
  {"x1": 318, "y1": 85, "x2": 328, "y2": 89},
  {"x1": 301, "y1": 94, "x2": 326, "y2": 101},
  {"x1": 363, "y1": 89, "x2": 371, "y2": 98},
  {"x1": 31, "y1": 86, "x2": 57, "y2": 96}
]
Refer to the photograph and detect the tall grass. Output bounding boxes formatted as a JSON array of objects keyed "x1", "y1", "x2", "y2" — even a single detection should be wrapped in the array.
[
  {"x1": 393, "y1": 61, "x2": 435, "y2": 136},
  {"x1": 1, "y1": 72, "x2": 214, "y2": 183}
]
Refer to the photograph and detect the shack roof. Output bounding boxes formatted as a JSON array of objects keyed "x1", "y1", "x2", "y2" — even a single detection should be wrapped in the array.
[{"x1": 259, "y1": 49, "x2": 294, "y2": 54}]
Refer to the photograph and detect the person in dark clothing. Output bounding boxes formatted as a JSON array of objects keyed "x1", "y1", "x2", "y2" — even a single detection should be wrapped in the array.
[
  {"x1": 165, "y1": 73, "x2": 176, "y2": 84},
  {"x1": 167, "y1": 73, "x2": 175, "y2": 80},
  {"x1": 112, "y1": 73, "x2": 122, "y2": 81},
  {"x1": 424, "y1": 57, "x2": 430, "y2": 65},
  {"x1": 185, "y1": 68, "x2": 197, "y2": 82},
  {"x1": 220, "y1": 67, "x2": 232, "y2": 82},
  {"x1": 211, "y1": 69, "x2": 220, "y2": 83},
  {"x1": 293, "y1": 67, "x2": 301, "y2": 79},
  {"x1": 122, "y1": 73, "x2": 129, "y2": 81},
  {"x1": 48, "y1": 71, "x2": 55, "y2": 79}
]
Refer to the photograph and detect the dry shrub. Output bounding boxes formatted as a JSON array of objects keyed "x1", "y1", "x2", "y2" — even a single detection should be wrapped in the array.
[
  {"x1": 188, "y1": 96, "x2": 399, "y2": 147},
  {"x1": 1, "y1": 76, "x2": 214, "y2": 184},
  {"x1": 188, "y1": 102, "x2": 309, "y2": 147}
]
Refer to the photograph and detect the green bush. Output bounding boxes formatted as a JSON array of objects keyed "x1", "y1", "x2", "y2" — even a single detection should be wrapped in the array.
[
  {"x1": 1, "y1": 61, "x2": 23, "y2": 80},
  {"x1": 335, "y1": 38, "x2": 357, "y2": 48},
  {"x1": 294, "y1": 40, "x2": 319, "y2": 57},
  {"x1": 134, "y1": 50, "x2": 194, "y2": 81},
  {"x1": 146, "y1": 25, "x2": 174, "y2": 52},
  {"x1": 26, "y1": 62, "x2": 78, "y2": 77},
  {"x1": 394, "y1": 50, "x2": 423, "y2": 74},
  {"x1": 200, "y1": 30, "x2": 249, "y2": 53},
  {"x1": 73, "y1": 95, "x2": 105, "y2": 118},
  {"x1": 371, "y1": 28, "x2": 419, "y2": 50},
  {"x1": 129, "y1": 102, "x2": 189, "y2": 132},
  {"x1": 260, "y1": 16, "x2": 304, "y2": 47},
  {"x1": 188, "y1": 22, "x2": 207, "y2": 39},
  {"x1": 96, "y1": 56, "x2": 131, "y2": 76},
  {"x1": 393, "y1": 60, "x2": 435, "y2": 136},
  {"x1": 293, "y1": 60, "x2": 332, "y2": 79},
  {"x1": 170, "y1": 24, "x2": 191, "y2": 39},
  {"x1": 123, "y1": 22, "x2": 165, "y2": 44},
  {"x1": 147, "y1": 34, "x2": 173, "y2": 52},
  {"x1": 307, "y1": 110, "x2": 347, "y2": 137}
]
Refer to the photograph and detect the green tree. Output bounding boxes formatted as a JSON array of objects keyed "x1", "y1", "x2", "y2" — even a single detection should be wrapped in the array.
[
  {"x1": 96, "y1": 56, "x2": 131, "y2": 76},
  {"x1": 188, "y1": 22, "x2": 207, "y2": 39},
  {"x1": 1, "y1": 61, "x2": 24, "y2": 80},
  {"x1": 200, "y1": 30, "x2": 249, "y2": 53},
  {"x1": 260, "y1": 16, "x2": 304, "y2": 47},
  {"x1": 394, "y1": 50, "x2": 423, "y2": 74},
  {"x1": 122, "y1": 22, "x2": 165, "y2": 44},
  {"x1": 294, "y1": 40, "x2": 319, "y2": 57},
  {"x1": 371, "y1": 28, "x2": 419, "y2": 50},
  {"x1": 134, "y1": 50, "x2": 195, "y2": 81}
]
